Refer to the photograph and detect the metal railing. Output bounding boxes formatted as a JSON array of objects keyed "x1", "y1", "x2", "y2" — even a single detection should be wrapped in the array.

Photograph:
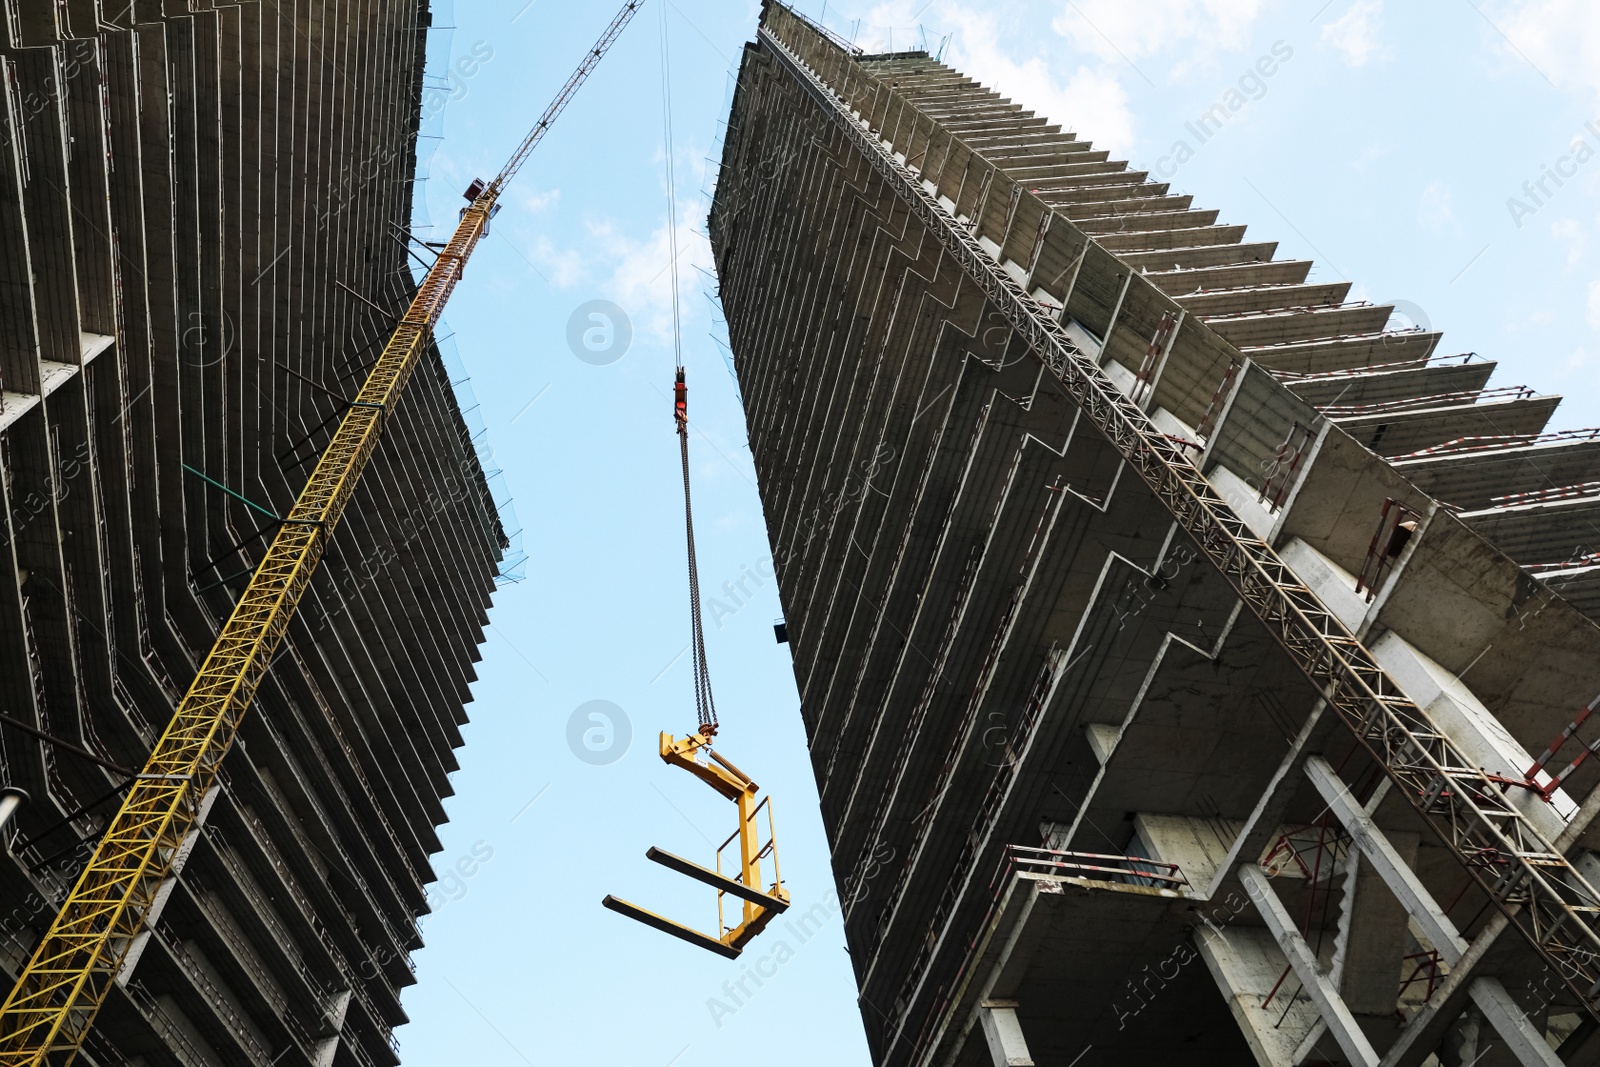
[
  {"x1": 198, "y1": 836, "x2": 321, "y2": 991},
  {"x1": 205, "y1": 826, "x2": 391, "y2": 1051},
  {"x1": 1237, "y1": 323, "x2": 1432, "y2": 352},
  {"x1": 241, "y1": 717, "x2": 418, "y2": 963},
  {"x1": 228, "y1": 813, "x2": 400, "y2": 1055},
  {"x1": 1004, "y1": 845, "x2": 1189, "y2": 888},
  {"x1": 1200, "y1": 298, "x2": 1376, "y2": 323},
  {"x1": 901, "y1": 843, "x2": 1190, "y2": 1067},
  {"x1": 1275, "y1": 350, "x2": 1483, "y2": 381},
  {"x1": 1319, "y1": 385, "x2": 1538, "y2": 420},
  {"x1": 279, "y1": 643, "x2": 426, "y2": 906},
  {"x1": 715, "y1": 797, "x2": 784, "y2": 940},
  {"x1": 1530, "y1": 554, "x2": 1600, "y2": 576},
  {"x1": 185, "y1": 881, "x2": 321, "y2": 1053},
  {"x1": 1490, "y1": 482, "x2": 1600, "y2": 508},
  {"x1": 1391, "y1": 426, "x2": 1600, "y2": 461}
]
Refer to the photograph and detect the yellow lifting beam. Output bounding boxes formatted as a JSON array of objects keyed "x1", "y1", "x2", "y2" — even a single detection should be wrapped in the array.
[
  {"x1": 603, "y1": 729, "x2": 790, "y2": 959},
  {"x1": 0, "y1": 5, "x2": 643, "y2": 1063}
]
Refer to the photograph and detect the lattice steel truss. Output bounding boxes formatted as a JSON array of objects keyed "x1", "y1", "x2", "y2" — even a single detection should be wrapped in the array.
[
  {"x1": 491, "y1": 3, "x2": 641, "y2": 197},
  {"x1": 757, "y1": 5, "x2": 1600, "y2": 1019}
]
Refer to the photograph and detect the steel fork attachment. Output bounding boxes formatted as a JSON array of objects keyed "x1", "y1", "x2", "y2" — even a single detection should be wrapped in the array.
[{"x1": 603, "y1": 730, "x2": 789, "y2": 958}]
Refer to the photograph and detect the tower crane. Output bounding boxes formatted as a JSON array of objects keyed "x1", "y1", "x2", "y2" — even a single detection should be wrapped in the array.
[{"x1": 0, "y1": 5, "x2": 643, "y2": 1063}]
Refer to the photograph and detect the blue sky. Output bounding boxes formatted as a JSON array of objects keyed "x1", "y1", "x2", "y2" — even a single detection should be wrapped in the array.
[{"x1": 398, "y1": 2, "x2": 1600, "y2": 1064}]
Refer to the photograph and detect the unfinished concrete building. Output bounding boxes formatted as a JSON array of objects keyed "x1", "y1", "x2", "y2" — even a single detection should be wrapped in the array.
[
  {"x1": 0, "y1": 2, "x2": 504, "y2": 1065},
  {"x1": 711, "y1": 5, "x2": 1600, "y2": 1064}
]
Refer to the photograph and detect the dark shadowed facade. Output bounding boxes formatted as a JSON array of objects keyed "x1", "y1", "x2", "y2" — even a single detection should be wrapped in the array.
[
  {"x1": 711, "y1": 5, "x2": 1600, "y2": 1064},
  {"x1": 0, "y1": 3, "x2": 504, "y2": 1064}
]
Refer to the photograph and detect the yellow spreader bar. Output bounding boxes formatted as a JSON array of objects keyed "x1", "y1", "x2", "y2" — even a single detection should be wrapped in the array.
[
  {"x1": 644, "y1": 846, "x2": 790, "y2": 913},
  {"x1": 601, "y1": 897, "x2": 741, "y2": 960},
  {"x1": 0, "y1": 199, "x2": 493, "y2": 1066}
]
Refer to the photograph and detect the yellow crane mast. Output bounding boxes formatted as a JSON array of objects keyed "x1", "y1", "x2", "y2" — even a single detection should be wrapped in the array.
[{"x1": 0, "y1": 5, "x2": 643, "y2": 1063}]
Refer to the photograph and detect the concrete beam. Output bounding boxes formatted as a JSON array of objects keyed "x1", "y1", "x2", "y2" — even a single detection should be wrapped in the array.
[
  {"x1": 1468, "y1": 977, "x2": 1563, "y2": 1067},
  {"x1": 1238, "y1": 863, "x2": 1381, "y2": 1067},
  {"x1": 1335, "y1": 842, "x2": 1420, "y2": 1018},
  {"x1": 1306, "y1": 755, "x2": 1469, "y2": 966},
  {"x1": 979, "y1": 1001, "x2": 1035, "y2": 1066}
]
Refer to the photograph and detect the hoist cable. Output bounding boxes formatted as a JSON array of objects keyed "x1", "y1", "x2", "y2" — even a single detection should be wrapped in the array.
[
  {"x1": 662, "y1": 8, "x2": 715, "y2": 734},
  {"x1": 678, "y1": 388, "x2": 717, "y2": 733},
  {"x1": 660, "y1": 1, "x2": 685, "y2": 374}
]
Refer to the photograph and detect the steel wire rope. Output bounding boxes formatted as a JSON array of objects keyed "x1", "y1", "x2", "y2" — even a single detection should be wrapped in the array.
[{"x1": 661, "y1": 2, "x2": 717, "y2": 735}]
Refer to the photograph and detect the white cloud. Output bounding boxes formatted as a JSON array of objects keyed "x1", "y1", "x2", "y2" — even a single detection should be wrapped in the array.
[
  {"x1": 1419, "y1": 180, "x2": 1456, "y2": 233},
  {"x1": 1552, "y1": 216, "x2": 1587, "y2": 266},
  {"x1": 592, "y1": 207, "x2": 716, "y2": 345},
  {"x1": 856, "y1": 0, "x2": 1270, "y2": 70},
  {"x1": 513, "y1": 186, "x2": 561, "y2": 214},
  {"x1": 1587, "y1": 276, "x2": 1600, "y2": 330},
  {"x1": 1049, "y1": 0, "x2": 1268, "y2": 66},
  {"x1": 1320, "y1": 0, "x2": 1386, "y2": 67},
  {"x1": 1503, "y1": 307, "x2": 1556, "y2": 339},
  {"x1": 1487, "y1": 0, "x2": 1600, "y2": 99},
  {"x1": 527, "y1": 234, "x2": 586, "y2": 289},
  {"x1": 1349, "y1": 143, "x2": 1385, "y2": 171},
  {"x1": 497, "y1": 132, "x2": 715, "y2": 325}
]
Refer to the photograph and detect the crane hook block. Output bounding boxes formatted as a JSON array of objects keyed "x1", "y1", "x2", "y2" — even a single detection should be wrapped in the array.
[
  {"x1": 602, "y1": 730, "x2": 789, "y2": 958},
  {"x1": 674, "y1": 368, "x2": 688, "y2": 428}
]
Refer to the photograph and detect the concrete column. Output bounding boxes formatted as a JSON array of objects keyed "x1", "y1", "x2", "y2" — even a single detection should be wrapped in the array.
[
  {"x1": 979, "y1": 1000, "x2": 1035, "y2": 1067},
  {"x1": 1238, "y1": 864, "x2": 1381, "y2": 1067},
  {"x1": 315, "y1": 990, "x2": 353, "y2": 1067},
  {"x1": 1438, "y1": 1007, "x2": 1484, "y2": 1067},
  {"x1": 1137, "y1": 308, "x2": 1185, "y2": 413},
  {"x1": 1333, "y1": 843, "x2": 1418, "y2": 1018},
  {"x1": 1098, "y1": 271, "x2": 1134, "y2": 365}
]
